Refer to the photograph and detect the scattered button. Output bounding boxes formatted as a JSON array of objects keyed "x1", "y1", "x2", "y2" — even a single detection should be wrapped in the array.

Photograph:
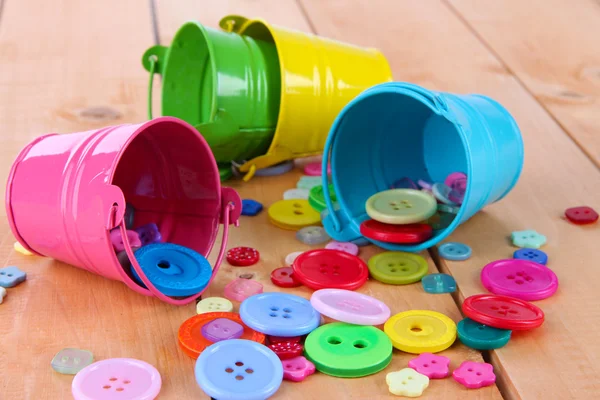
[
  {"x1": 325, "y1": 241, "x2": 359, "y2": 255},
  {"x1": 367, "y1": 252, "x2": 428, "y2": 285},
  {"x1": 293, "y1": 249, "x2": 368, "y2": 291},
  {"x1": 444, "y1": 172, "x2": 467, "y2": 194},
  {"x1": 296, "y1": 226, "x2": 330, "y2": 245},
  {"x1": 386, "y1": 368, "x2": 429, "y2": 397},
  {"x1": 513, "y1": 248, "x2": 548, "y2": 265},
  {"x1": 0, "y1": 287, "x2": 5, "y2": 304},
  {"x1": 13, "y1": 242, "x2": 33, "y2": 256},
  {"x1": 227, "y1": 247, "x2": 260, "y2": 267},
  {"x1": 462, "y1": 294, "x2": 544, "y2": 330},
  {"x1": 431, "y1": 183, "x2": 459, "y2": 206},
  {"x1": 224, "y1": 279, "x2": 263, "y2": 302},
  {"x1": 282, "y1": 356, "x2": 316, "y2": 382},
  {"x1": 268, "y1": 199, "x2": 321, "y2": 231},
  {"x1": 384, "y1": 310, "x2": 457, "y2": 354},
  {"x1": 421, "y1": 273, "x2": 457, "y2": 294},
  {"x1": 241, "y1": 199, "x2": 263, "y2": 216},
  {"x1": 417, "y1": 180, "x2": 433, "y2": 190},
  {"x1": 0, "y1": 266, "x2": 26, "y2": 288},
  {"x1": 110, "y1": 229, "x2": 141, "y2": 252},
  {"x1": 303, "y1": 162, "x2": 330, "y2": 176},
  {"x1": 391, "y1": 177, "x2": 418, "y2": 190},
  {"x1": 565, "y1": 206, "x2": 598, "y2": 225},
  {"x1": 285, "y1": 251, "x2": 304, "y2": 266},
  {"x1": 51, "y1": 348, "x2": 94, "y2": 375},
  {"x1": 201, "y1": 318, "x2": 244, "y2": 342},
  {"x1": 452, "y1": 361, "x2": 496, "y2": 389},
  {"x1": 268, "y1": 340, "x2": 304, "y2": 360},
  {"x1": 308, "y1": 184, "x2": 337, "y2": 212},
  {"x1": 360, "y1": 220, "x2": 433, "y2": 244},
  {"x1": 297, "y1": 176, "x2": 323, "y2": 190},
  {"x1": 511, "y1": 229, "x2": 547, "y2": 249},
  {"x1": 438, "y1": 242, "x2": 471, "y2": 261},
  {"x1": 481, "y1": 259, "x2": 558, "y2": 301},
  {"x1": 270, "y1": 267, "x2": 302, "y2": 288},
  {"x1": 197, "y1": 297, "x2": 233, "y2": 314},
  {"x1": 310, "y1": 289, "x2": 391, "y2": 326},
  {"x1": 283, "y1": 188, "x2": 310, "y2": 200},
  {"x1": 457, "y1": 318, "x2": 511, "y2": 350},
  {"x1": 267, "y1": 335, "x2": 302, "y2": 344},
  {"x1": 366, "y1": 189, "x2": 437, "y2": 225},
  {"x1": 135, "y1": 223, "x2": 162, "y2": 246},
  {"x1": 407, "y1": 353, "x2": 450, "y2": 379}
]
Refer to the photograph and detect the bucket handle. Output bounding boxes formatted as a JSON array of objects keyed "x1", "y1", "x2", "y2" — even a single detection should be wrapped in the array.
[{"x1": 142, "y1": 45, "x2": 168, "y2": 120}]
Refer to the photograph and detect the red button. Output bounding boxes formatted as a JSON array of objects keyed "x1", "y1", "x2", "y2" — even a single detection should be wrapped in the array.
[
  {"x1": 226, "y1": 247, "x2": 260, "y2": 266},
  {"x1": 565, "y1": 206, "x2": 598, "y2": 225},
  {"x1": 270, "y1": 267, "x2": 302, "y2": 288},
  {"x1": 268, "y1": 335, "x2": 302, "y2": 344},
  {"x1": 292, "y1": 249, "x2": 368, "y2": 291},
  {"x1": 462, "y1": 294, "x2": 544, "y2": 331},
  {"x1": 268, "y1": 340, "x2": 304, "y2": 360},
  {"x1": 360, "y1": 219, "x2": 433, "y2": 244}
]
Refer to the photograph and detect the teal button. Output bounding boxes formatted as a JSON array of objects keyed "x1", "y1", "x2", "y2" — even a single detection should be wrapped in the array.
[{"x1": 457, "y1": 318, "x2": 511, "y2": 350}]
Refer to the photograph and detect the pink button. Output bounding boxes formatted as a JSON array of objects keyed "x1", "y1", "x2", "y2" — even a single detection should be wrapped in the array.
[
  {"x1": 452, "y1": 361, "x2": 496, "y2": 389},
  {"x1": 310, "y1": 288, "x2": 391, "y2": 325},
  {"x1": 444, "y1": 172, "x2": 467, "y2": 193},
  {"x1": 325, "y1": 241, "x2": 359, "y2": 256},
  {"x1": 481, "y1": 259, "x2": 558, "y2": 301},
  {"x1": 282, "y1": 356, "x2": 316, "y2": 382},
  {"x1": 72, "y1": 358, "x2": 161, "y2": 400},
  {"x1": 303, "y1": 162, "x2": 330, "y2": 176},
  {"x1": 408, "y1": 353, "x2": 450, "y2": 379},
  {"x1": 110, "y1": 229, "x2": 142, "y2": 252},
  {"x1": 224, "y1": 278, "x2": 263, "y2": 302}
]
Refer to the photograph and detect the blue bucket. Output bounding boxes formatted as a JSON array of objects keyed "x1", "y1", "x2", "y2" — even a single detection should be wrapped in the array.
[{"x1": 321, "y1": 82, "x2": 524, "y2": 252}]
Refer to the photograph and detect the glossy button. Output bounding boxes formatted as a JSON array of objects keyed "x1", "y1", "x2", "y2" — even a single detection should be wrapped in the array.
[
  {"x1": 310, "y1": 289, "x2": 391, "y2": 326},
  {"x1": 457, "y1": 318, "x2": 511, "y2": 350},
  {"x1": 0, "y1": 266, "x2": 26, "y2": 288},
  {"x1": 110, "y1": 229, "x2": 142, "y2": 252},
  {"x1": 304, "y1": 322, "x2": 392, "y2": 378},
  {"x1": 227, "y1": 247, "x2": 260, "y2": 267},
  {"x1": 384, "y1": 310, "x2": 457, "y2": 354},
  {"x1": 240, "y1": 293, "x2": 320, "y2": 337},
  {"x1": 365, "y1": 189, "x2": 437, "y2": 225},
  {"x1": 51, "y1": 348, "x2": 94, "y2": 375},
  {"x1": 325, "y1": 241, "x2": 359, "y2": 255},
  {"x1": 386, "y1": 368, "x2": 429, "y2": 397},
  {"x1": 293, "y1": 249, "x2": 369, "y2": 290},
  {"x1": 367, "y1": 252, "x2": 428, "y2": 285},
  {"x1": 72, "y1": 358, "x2": 161, "y2": 400},
  {"x1": 513, "y1": 248, "x2": 548, "y2": 265},
  {"x1": 444, "y1": 172, "x2": 467, "y2": 193},
  {"x1": 438, "y1": 242, "x2": 471, "y2": 261},
  {"x1": 417, "y1": 180, "x2": 432, "y2": 190},
  {"x1": 282, "y1": 356, "x2": 315, "y2": 382},
  {"x1": 308, "y1": 184, "x2": 337, "y2": 212},
  {"x1": 197, "y1": 297, "x2": 233, "y2": 314},
  {"x1": 452, "y1": 361, "x2": 496, "y2": 389},
  {"x1": 481, "y1": 259, "x2": 558, "y2": 301},
  {"x1": 360, "y1": 219, "x2": 433, "y2": 244},
  {"x1": 407, "y1": 353, "x2": 450, "y2": 379},
  {"x1": 462, "y1": 294, "x2": 544, "y2": 330},
  {"x1": 284, "y1": 251, "x2": 304, "y2": 265},
  {"x1": 135, "y1": 223, "x2": 162, "y2": 246},
  {"x1": 270, "y1": 267, "x2": 302, "y2": 288},
  {"x1": 267, "y1": 340, "x2": 304, "y2": 360},
  {"x1": 511, "y1": 229, "x2": 547, "y2": 248},
  {"x1": 242, "y1": 199, "x2": 263, "y2": 216},
  {"x1": 421, "y1": 273, "x2": 457, "y2": 294},
  {"x1": 437, "y1": 203, "x2": 460, "y2": 215},
  {"x1": 426, "y1": 211, "x2": 455, "y2": 231},
  {"x1": 195, "y1": 339, "x2": 283, "y2": 400},
  {"x1": 202, "y1": 318, "x2": 244, "y2": 342},
  {"x1": 565, "y1": 206, "x2": 598, "y2": 225},
  {"x1": 224, "y1": 279, "x2": 263, "y2": 302},
  {"x1": 14, "y1": 241, "x2": 33, "y2": 256},
  {"x1": 283, "y1": 188, "x2": 309, "y2": 200},
  {"x1": 268, "y1": 199, "x2": 321, "y2": 231},
  {"x1": 432, "y1": 183, "x2": 458, "y2": 206},
  {"x1": 297, "y1": 176, "x2": 322, "y2": 190},
  {"x1": 304, "y1": 162, "x2": 330, "y2": 176},
  {"x1": 296, "y1": 226, "x2": 330, "y2": 245}
]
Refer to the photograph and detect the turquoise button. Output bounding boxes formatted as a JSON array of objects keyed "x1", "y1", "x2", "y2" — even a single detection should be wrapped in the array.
[
  {"x1": 457, "y1": 318, "x2": 511, "y2": 350},
  {"x1": 421, "y1": 273, "x2": 457, "y2": 294}
]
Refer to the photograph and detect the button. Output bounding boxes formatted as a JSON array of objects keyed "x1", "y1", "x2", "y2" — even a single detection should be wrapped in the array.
[
  {"x1": 391, "y1": 177, "x2": 418, "y2": 189},
  {"x1": 565, "y1": 206, "x2": 598, "y2": 225},
  {"x1": 72, "y1": 358, "x2": 162, "y2": 400},
  {"x1": 325, "y1": 241, "x2": 359, "y2": 255},
  {"x1": 51, "y1": 348, "x2": 94, "y2": 375},
  {"x1": 255, "y1": 160, "x2": 294, "y2": 176},
  {"x1": 227, "y1": 247, "x2": 260, "y2": 267},
  {"x1": 438, "y1": 242, "x2": 471, "y2": 261},
  {"x1": 308, "y1": 184, "x2": 337, "y2": 212},
  {"x1": 0, "y1": 266, "x2": 26, "y2": 288},
  {"x1": 293, "y1": 249, "x2": 369, "y2": 291},
  {"x1": 297, "y1": 176, "x2": 323, "y2": 190},
  {"x1": 283, "y1": 188, "x2": 309, "y2": 200},
  {"x1": 135, "y1": 223, "x2": 162, "y2": 246},
  {"x1": 513, "y1": 248, "x2": 548, "y2": 265},
  {"x1": 197, "y1": 297, "x2": 233, "y2": 314},
  {"x1": 282, "y1": 356, "x2": 316, "y2": 382},
  {"x1": 195, "y1": 339, "x2": 283, "y2": 400},
  {"x1": 14, "y1": 241, "x2": 33, "y2": 256},
  {"x1": 462, "y1": 294, "x2": 544, "y2": 330},
  {"x1": 241, "y1": 199, "x2": 263, "y2": 216},
  {"x1": 511, "y1": 229, "x2": 547, "y2": 248},
  {"x1": 452, "y1": 361, "x2": 496, "y2": 389},
  {"x1": 425, "y1": 211, "x2": 455, "y2": 231},
  {"x1": 304, "y1": 162, "x2": 330, "y2": 176},
  {"x1": 384, "y1": 310, "x2": 457, "y2": 353},
  {"x1": 296, "y1": 226, "x2": 330, "y2": 245},
  {"x1": 131, "y1": 243, "x2": 211, "y2": 296},
  {"x1": 444, "y1": 172, "x2": 467, "y2": 192},
  {"x1": 267, "y1": 340, "x2": 304, "y2": 360},
  {"x1": 239, "y1": 292, "x2": 321, "y2": 336},
  {"x1": 110, "y1": 229, "x2": 141, "y2": 252},
  {"x1": 0, "y1": 287, "x2": 5, "y2": 304},
  {"x1": 481, "y1": 259, "x2": 558, "y2": 301},
  {"x1": 202, "y1": 318, "x2": 244, "y2": 342},
  {"x1": 224, "y1": 279, "x2": 263, "y2": 302},
  {"x1": 417, "y1": 180, "x2": 433, "y2": 190},
  {"x1": 268, "y1": 199, "x2": 321, "y2": 230},
  {"x1": 304, "y1": 322, "x2": 392, "y2": 378},
  {"x1": 421, "y1": 273, "x2": 457, "y2": 294},
  {"x1": 124, "y1": 203, "x2": 135, "y2": 229},
  {"x1": 457, "y1": 318, "x2": 511, "y2": 350},
  {"x1": 407, "y1": 353, "x2": 450, "y2": 379},
  {"x1": 179, "y1": 312, "x2": 266, "y2": 359},
  {"x1": 367, "y1": 252, "x2": 428, "y2": 285},
  {"x1": 386, "y1": 368, "x2": 429, "y2": 397},
  {"x1": 270, "y1": 267, "x2": 302, "y2": 288},
  {"x1": 431, "y1": 183, "x2": 459, "y2": 206},
  {"x1": 284, "y1": 251, "x2": 304, "y2": 265},
  {"x1": 267, "y1": 335, "x2": 302, "y2": 344},
  {"x1": 366, "y1": 189, "x2": 437, "y2": 224},
  {"x1": 360, "y1": 219, "x2": 433, "y2": 244},
  {"x1": 310, "y1": 289, "x2": 391, "y2": 326},
  {"x1": 437, "y1": 203, "x2": 460, "y2": 215}
]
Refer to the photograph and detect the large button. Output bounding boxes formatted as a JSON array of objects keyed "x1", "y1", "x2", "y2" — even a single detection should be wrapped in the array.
[
  {"x1": 304, "y1": 322, "x2": 392, "y2": 378},
  {"x1": 438, "y1": 242, "x2": 471, "y2": 261},
  {"x1": 365, "y1": 189, "x2": 437, "y2": 225},
  {"x1": 308, "y1": 184, "x2": 337, "y2": 212},
  {"x1": 310, "y1": 289, "x2": 391, "y2": 326},
  {"x1": 360, "y1": 219, "x2": 433, "y2": 244},
  {"x1": 72, "y1": 358, "x2": 161, "y2": 400},
  {"x1": 462, "y1": 294, "x2": 544, "y2": 330},
  {"x1": 195, "y1": 339, "x2": 283, "y2": 400},
  {"x1": 513, "y1": 248, "x2": 548, "y2": 265},
  {"x1": 384, "y1": 310, "x2": 457, "y2": 354},
  {"x1": 481, "y1": 259, "x2": 558, "y2": 301},
  {"x1": 367, "y1": 252, "x2": 428, "y2": 285},
  {"x1": 457, "y1": 318, "x2": 511, "y2": 350},
  {"x1": 292, "y1": 249, "x2": 368, "y2": 290},
  {"x1": 268, "y1": 199, "x2": 321, "y2": 230},
  {"x1": 239, "y1": 293, "x2": 321, "y2": 337}
]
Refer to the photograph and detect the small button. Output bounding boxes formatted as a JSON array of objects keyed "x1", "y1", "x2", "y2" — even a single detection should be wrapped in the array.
[
  {"x1": 511, "y1": 229, "x2": 547, "y2": 249},
  {"x1": 438, "y1": 242, "x2": 472, "y2": 261},
  {"x1": 241, "y1": 199, "x2": 263, "y2": 216},
  {"x1": 224, "y1": 279, "x2": 263, "y2": 302},
  {"x1": 254, "y1": 160, "x2": 294, "y2": 176},
  {"x1": 110, "y1": 229, "x2": 141, "y2": 252},
  {"x1": 197, "y1": 297, "x2": 233, "y2": 314},
  {"x1": 267, "y1": 340, "x2": 304, "y2": 360},
  {"x1": 13, "y1": 242, "x2": 33, "y2": 256},
  {"x1": 565, "y1": 206, "x2": 598, "y2": 225},
  {"x1": 0, "y1": 266, "x2": 26, "y2": 288},
  {"x1": 457, "y1": 318, "x2": 511, "y2": 350},
  {"x1": 282, "y1": 356, "x2": 315, "y2": 382},
  {"x1": 481, "y1": 259, "x2": 558, "y2": 301},
  {"x1": 227, "y1": 247, "x2": 260, "y2": 267},
  {"x1": 360, "y1": 219, "x2": 433, "y2": 244},
  {"x1": 367, "y1": 252, "x2": 428, "y2": 285},
  {"x1": 297, "y1": 176, "x2": 323, "y2": 190},
  {"x1": 268, "y1": 199, "x2": 321, "y2": 230},
  {"x1": 462, "y1": 294, "x2": 544, "y2": 330},
  {"x1": 135, "y1": 223, "x2": 162, "y2": 246},
  {"x1": 386, "y1": 368, "x2": 429, "y2": 396},
  {"x1": 284, "y1": 251, "x2": 304, "y2": 266},
  {"x1": 310, "y1": 288, "x2": 391, "y2": 326},
  {"x1": 431, "y1": 183, "x2": 459, "y2": 206},
  {"x1": 325, "y1": 241, "x2": 359, "y2": 256},
  {"x1": 421, "y1": 273, "x2": 457, "y2": 294},
  {"x1": 391, "y1": 177, "x2": 418, "y2": 189},
  {"x1": 201, "y1": 318, "x2": 244, "y2": 342},
  {"x1": 51, "y1": 348, "x2": 94, "y2": 375},
  {"x1": 366, "y1": 189, "x2": 437, "y2": 225},
  {"x1": 384, "y1": 310, "x2": 457, "y2": 353},
  {"x1": 308, "y1": 184, "x2": 337, "y2": 212},
  {"x1": 452, "y1": 361, "x2": 496, "y2": 389},
  {"x1": 513, "y1": 248, "x2": 548, "y2": 265},
  {"x1": 0, "y1": 287, "x2": 6, "y2": 304},
  {"x1": 303, "y1": 162, "x2": 330, "y2": 176},
  {"x1": 444, "y1": 172, "x2": 467, "y2": 204},
  {"x1": 293, "y1": 249, "x2": 369, "y2": 291},
  {"x1": 270, "y1": 267, "x2": 302, "y2": 288},
  {"x1": 283, "y1": 188, "x2": 309, "y2": 200},
  {"x1": 407, "y1": 353, "x2": 450, "y2": 379},
  {"x1": 296, "y1": 226, "x2": 330, "y2": 245}
]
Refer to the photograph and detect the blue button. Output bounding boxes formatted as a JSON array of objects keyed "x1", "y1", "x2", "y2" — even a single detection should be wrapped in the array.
[
  {"x1": 513, "y1": 248, "x2": 548, "y2": 265},
  {"x1": 438, "y1": 242, "x2": 472, "y2": 261},
  {"x1": 255, "y1": 160, "x2": 294, "y2": 176},
  {"x1": 195, "y1": 339, "x2": 283, "y2": 400},
  {"x1": 242, "y1": 199, "x2": 263, "y2": 216},
  {"x1": 131, "y1": 243, "x2": 211, "y2": 296},
  {"x1": 421, "y1": 273, "x2": 457, "y2": 294},
  {"x1": 457, "y1": 318, "x2": 511, "y2": 350},
  {"x1": 0, "y1": 266, "x2": 26, "y2": 288},
  {"x1": 240, "y1": 293, "x2": 321, "y2": 336}
]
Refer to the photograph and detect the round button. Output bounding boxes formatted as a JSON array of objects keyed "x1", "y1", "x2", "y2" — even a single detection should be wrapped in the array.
[
  {"x1": 325, "y1": 241, "x2": 359, "y2": 256},
  {"x1": 513, "y1": 248, "x2": 548, "y2": 265},
  {"x1": 384, "y1": 310, "x2": 457, "y2": 354},
  {"x1": 195, "y1": 339, "x2": 283, "y2": 400},
  {"x1": 131, "y1": 243, "x2": 211, "y2": 296},
  {"x1": 268, "y1": 199, "x2": 321, "y2": 230},
  {"x1": 304, "y1": 322, "x2": 392, "y2": 378},
  {"x1": 72, "y1": 358, "x2": 161, "y2": 400},
  {"x1": 431, "y1": 183, "x2": 459, "y2": 206},
  {"x1": 227, "y1": 247, "x2": 260, "y2": 267},
  {"x1": 283, "y1": 188, "x2": 309, "y2": 200},
  {"x1": 310, "y1": 289, "x2": 391, "y2": 325},
  {"x1": 417, "y1": 180, "x2": 433, "y2": 190},
  {"x1": 304, "y1": 162, "x2": 330, "y2": 176},
  {"x1": 366, "y1": 189, "x2": 437, "y2": 224},
  {"x1": 197, "y1": 297, "x2": 234, "y2": 314},
  {"x1": 293, "y1": 249, "x2": 369, "y2": 291},
  {"x1": 308, "y1": 184, "x2": 337, "y2": 212},
  {"x1": 481, "y1": 259, "x2": 558, "y2": 301},
  {"x1": 565, "y1": 206, "x2": 599, "y2": 225},
  {"x1": 444, "y1": 172, "x2": 467, "y2": 191},
  {"x1": 239, "y1": 293, "x2": 321, "y2": 337},
  {"x1": 457, "y1": 318, "x2": 511, "y2": 350},
  {"x1": 438, "y1": 242, "x2": 472, "y2": 261},
  {"x1": 360, "y1": 219, "x2": 433, "y2": 244},
  {"x1": 367, "y1": 252, "x2": 428, "y2": 285},
  {"x1": 462, "y1": 294, "x2": 544, "y2": 330},
  {"x1": 270, "y1": 267, "x2": 302, "y2": 288},
  {"x1": 178, "y1": 312, "x2": 265, "y2": 359},
  {"x1": 284, "y1": 251, "x2": 304, "y2": 265},
  {"x1": 296, "y1": 226, "x2": 330, "y2": 245}
]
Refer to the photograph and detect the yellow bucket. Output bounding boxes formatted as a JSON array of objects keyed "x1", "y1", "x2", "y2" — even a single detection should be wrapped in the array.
[{"x1": 220, "y1": 15, "x2": 393, "y2": 181}]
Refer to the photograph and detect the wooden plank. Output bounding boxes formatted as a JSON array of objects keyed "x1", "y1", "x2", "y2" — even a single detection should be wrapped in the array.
[
  {"x1": 446, "y1": 0, "x2": 600, "y2": 167},
  {"x1": 298, "y1": 0, "x2": 600, "y2": 399}
]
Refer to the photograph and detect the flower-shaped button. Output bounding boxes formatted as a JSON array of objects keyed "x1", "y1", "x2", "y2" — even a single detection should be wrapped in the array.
[
  {"x1": 0, "y1": 266, "x2": 27, "y2": 288},
  {"x1": 268, "y1": 340, "x2": 304, "y2": 360},
  {"x1": 51, "y1": 348, "x2": 94, "y2": 375},
  {"x1": 438, "y1": 242, "x2": 471, "y2": 261},
  {"x1": 384, "y1": 310, "x2": 457, "y2": 354},
  {"x1": 283, "y1": 188, "x2": 310, "y2": 200},
  {"x1": 565, "y1": 206, "x2": 598, "y2": 225},
  {"x1": 296, "y1": 226, "x2": 330, "y2": 245},
  {"x1": 421, "y1": 273, "x2": 457, "y2": 294},
  {"x1": 367, "y1": 252, "x2": 428, "y2": 285},
  {"x1": 293, "y1": 249, "x2": 369, "y2": 291},
  {"x1": 297, "y1": 176, "x2": 323, "y2": 190},
  {"x1": 310, "y1": 289, "x2": 391, "y2": 326},
  {"x1": 0, "y1": 287, "x2": 6, "y2": 304},
  {"x1": 452, "y1": 361, "x2": 496, "y2": 389},
  {"x1": 110, "y1": 229, "x2": 142, "y2": 252},
  {"x1": 360, "y1": 220, "x2": 433, "y2": 244},
  {"x1": 511, "y1": 229, "x2": 547, "y2": 248},
  {"x1": 268, "y1": 199, "x2": 321, "y2": 231},
  {"x1": 227, "y1": 247, "x2": 260, "y2": 267},
  {"x1": 282, "y1": 356, "x2": 315, "y2": 382},
  {"x1": 224, "y1": 279, "x2": 263, "y2": 302},
  {"x1": 13, "y1": 241, "x2": 33, "y2": 256},
  {"x1": 135, "y1": 223, "x2": 162, "y2": 246},
  {"x1": 197, "y1": 297, "x2": 234, "y2": 314},
  {"x1": 242, "y1": 199, "x2": 263, "y2": 216},
  {"x1": 270, "y1": 267, "x2": 302, "y2": 288},
  {"x1": 513, "y1": 248, "x2": 548, "y2": 265},
  {"x1": 202, "y1": 318, "x2": 244, "y2": 342},
  {"x1": 325, "y1": 241, "x2": 359, "y2": 256},
  {"x1": 408, "y1": 353, "x2": 450, "y2": 379},
  {"x1": 366, "y1": 189, "x2": 437, "y2": 225},
  {"x1": 481, "y1": 259, "x2": 558, "y2": 301},
  {"x1": 386, "y1": 368, "x2": 429, "y2": 397},
  {"x1": 432, "y1": 183, "x2": 459, "y2": 206},
  {"x1": 457, "y1": 318, "x2": 511, "y2": 350}
]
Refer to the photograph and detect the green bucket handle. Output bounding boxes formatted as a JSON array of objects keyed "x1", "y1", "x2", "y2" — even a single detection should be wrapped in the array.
[{"x1": 142, "y1": 45, "x2": 168, "y2": 120}]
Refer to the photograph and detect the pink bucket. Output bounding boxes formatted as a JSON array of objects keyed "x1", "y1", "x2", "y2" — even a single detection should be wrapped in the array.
[{"x1": 5, "y1": 117, "x2": 241, "y2": 305}]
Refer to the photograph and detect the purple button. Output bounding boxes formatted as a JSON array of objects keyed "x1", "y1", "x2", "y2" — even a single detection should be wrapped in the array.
[
  {"x1": 135, "y1": 223, "x2": 162, "y2": 246},
  {"x1": 201, "y1": 318, "x2": 244, "y2": 342}
]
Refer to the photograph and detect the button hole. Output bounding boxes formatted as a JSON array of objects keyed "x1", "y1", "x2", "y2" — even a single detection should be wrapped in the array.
[{"x1": 235, "y1": 361, "x2": 244, "y2": 367}]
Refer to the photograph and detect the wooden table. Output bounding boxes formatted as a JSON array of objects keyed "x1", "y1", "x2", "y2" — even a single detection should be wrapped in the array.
[{"x1": 1, "y1": 1, "x2": 599, "y2": 399}]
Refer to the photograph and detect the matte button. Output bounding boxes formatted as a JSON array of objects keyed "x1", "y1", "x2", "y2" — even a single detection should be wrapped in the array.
[
  {"x1": 367, "y1": 252, "x2": 428, "y2": 285},
  {"x1": 365, "y1": 189, "x2": 437, "y2": 225}
]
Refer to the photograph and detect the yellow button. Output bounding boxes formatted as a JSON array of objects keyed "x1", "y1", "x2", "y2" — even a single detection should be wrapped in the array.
[
  {"x1": 366, "y1": 189, "x2": 437, "y2": 224},
  {"x1": 386, "y1": 368, "x2": 429, "y2": 397},
  {"x1": 14, "y1": 242, "x2": 33, "y2": 256},
  {"x1": 368, "y1": 252, "x2": 428, "y2": 285},
  {"x1": 196, "y1": 297, "x2": 233, "y2": 314},
  {"x1": 268, "y1": 199, "x2": 321, "y2": 231},
  {"x1": 384, "y1": 310, "x2": 457, "y2": 354}
]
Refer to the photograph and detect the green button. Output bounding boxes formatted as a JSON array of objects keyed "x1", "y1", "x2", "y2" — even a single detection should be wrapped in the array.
[
  {"x1": 308, "y1": 184, "x2": 336, "y2": 212},
  {"x1": 367, "y1": 252, "x2": 429, "y2": 285},
  {"x1": 366, "y1": 189, "x2": 437, "y2": 225},
  {"x1": 304, "y1": 322, "x2": 392, "y2": 378},
  {"x1": 457, "y1": 318, "x2": 511, "y2": 350}
]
